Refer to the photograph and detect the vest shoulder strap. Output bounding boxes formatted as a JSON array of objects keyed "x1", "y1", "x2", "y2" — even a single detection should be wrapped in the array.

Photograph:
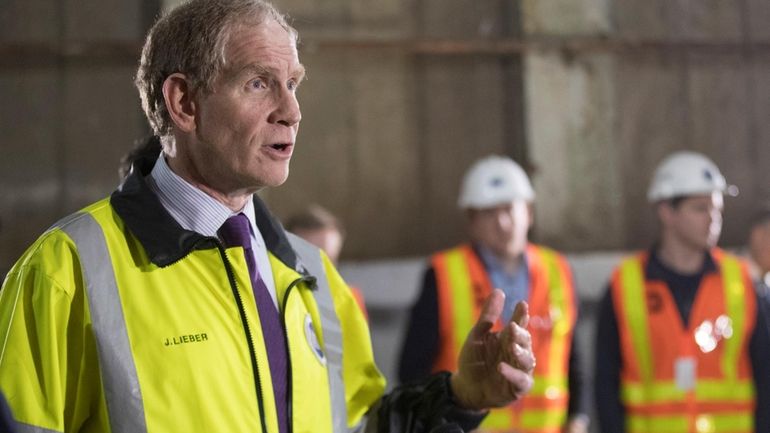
[{"x1": 286, "y1": 233, "x2": 349, "y2": 433}]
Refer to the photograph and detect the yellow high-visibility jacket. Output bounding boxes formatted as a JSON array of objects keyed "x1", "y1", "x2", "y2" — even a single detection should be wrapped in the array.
[{"x1": 0, "y1": 165, "x2": 386, "y2": 433}]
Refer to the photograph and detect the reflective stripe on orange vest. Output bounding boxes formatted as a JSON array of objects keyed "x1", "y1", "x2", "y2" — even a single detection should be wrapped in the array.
[
  {"x1": 612, "y1": 250, "x2": 756, "y2": 433},
  {"x1": 432, "y1": 244, "x2": 576, "y2": 433}
]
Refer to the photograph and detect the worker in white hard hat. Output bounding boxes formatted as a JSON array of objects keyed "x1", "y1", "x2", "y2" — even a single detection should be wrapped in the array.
[
  {"x1": 398, "y1": 155, "x2": 590, "y2": 433},
  {"x1": 594, "y1": 150, "x2": 770, "y2": 433}
]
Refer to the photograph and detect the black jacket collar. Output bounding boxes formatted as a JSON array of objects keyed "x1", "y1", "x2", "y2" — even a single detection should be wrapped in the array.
[
  {"x1": 646, "y1": 246, "x2": 718, "y2": 281},
  {"x1": 110, "y1": 153, "x2": 304, "y2": 273}
]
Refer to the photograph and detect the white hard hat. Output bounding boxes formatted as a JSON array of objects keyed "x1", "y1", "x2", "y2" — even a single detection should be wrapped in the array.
[
  {"x1": 458, "y1": 155, "x2": 534, "y2": 209},
  {"x1": 647, "y1": 151, "x2": 737, "y2": 203}
]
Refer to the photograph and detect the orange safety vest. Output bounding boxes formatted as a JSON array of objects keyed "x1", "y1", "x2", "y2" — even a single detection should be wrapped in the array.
[
  {"x1": 611, "y1": 249, "x2": 756, "y2": 433},
  {"x1": 432, "y1": 244, "x2": 577, "y2": 433}
]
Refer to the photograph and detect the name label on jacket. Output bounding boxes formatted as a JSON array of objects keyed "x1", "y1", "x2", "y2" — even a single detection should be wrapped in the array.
[{"x1": 163, "y1": 333, "x2": 209, "y2": 347}]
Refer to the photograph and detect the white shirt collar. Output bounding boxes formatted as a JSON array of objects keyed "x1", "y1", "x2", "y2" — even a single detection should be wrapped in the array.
[
  {"x1": 146, "y1": 154, "x2": 277, "y2": 306},
  {"x1": 146, "y1": 154, "x2": 261, "y2": 247}
]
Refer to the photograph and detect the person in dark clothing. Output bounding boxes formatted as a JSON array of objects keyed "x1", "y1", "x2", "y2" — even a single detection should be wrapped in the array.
[
  {"x1": 594, "y1": 151, "x2": 770, "y2": 433},
  {"x1": 0, "y1": 393, "x2": 16, "y2": 433},
  {"x1": 747, "y1": 204, "x2": 770, "y2": 295},
  {"x1": 399, "y1": 155, "x2": 589, "y2": 433},
  {"x1": 746, "y1": 203, "x2": 770, "y2": 347},
  {"x1": 118, "y1": 135, "x2": 162, "y2": 179}
]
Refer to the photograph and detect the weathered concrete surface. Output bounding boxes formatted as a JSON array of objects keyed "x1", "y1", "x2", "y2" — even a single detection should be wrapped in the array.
[
  {"x1": 3, "y1": 0, "x2": 769, "y2": 269},
  {"x1": 522, "y1": 0, "x2": 611, "y2": 35},
  {"x1": 0, "y1": 0, "x2": 58, "y2": 43},
  {"x1": 525, "y1": 52, "x2": 622, "y2": 251}
]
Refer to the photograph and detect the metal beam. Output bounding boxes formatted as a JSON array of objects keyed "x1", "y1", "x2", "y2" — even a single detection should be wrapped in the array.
[
  {"x1": 2, "y1": 36, "x2": 768, "y2": 68},
  {"x1": 300, "y1": 36, "x2": 770, "y2": 56},
  {"x1": 0, "y1": 42, "x2": 141, "y2": 68}
]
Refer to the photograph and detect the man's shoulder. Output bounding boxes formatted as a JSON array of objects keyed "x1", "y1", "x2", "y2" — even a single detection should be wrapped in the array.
[
  {"x1": 429, "y1": 244, "x2": 472, "y2": 260},
  {"x1": 49, "y1": 196, "x2": 114, "y2": 231},
  {"x1": 6, "y1": 197, "x2": 115, "y2": 284},
  {"x1": 527, "y1": 243, "x2": 564, "y2": 258},
  {"x1": 285, "y1": 231, "x2": 320, "y2": 254},
  {"x1": 600, "y1": 251, "x2": 648, "y2": 287},
  {"x1": 711, "y1": 248, "x2": 746, "y2": 264}
]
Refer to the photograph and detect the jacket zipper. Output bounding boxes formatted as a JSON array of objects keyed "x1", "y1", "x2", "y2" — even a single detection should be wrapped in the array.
[
  {"x1": 215, "y1": 241, "x2": 269, "y2": 433},
  {"x1": 180, "y1": 238, "x2": 311, "y2": 433},
  {"x1": 281, "y1": 276, "x2": 316, "y2": 433}
]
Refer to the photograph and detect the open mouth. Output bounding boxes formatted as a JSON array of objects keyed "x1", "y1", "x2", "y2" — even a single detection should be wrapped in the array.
[{"x1": 270, "y1": 143, "x2": 290, "y2": 151}]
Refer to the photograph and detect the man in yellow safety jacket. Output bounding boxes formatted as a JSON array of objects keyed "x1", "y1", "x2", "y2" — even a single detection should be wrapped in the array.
[
  {"x1": 0, "y1": 1, "x2": 538, "y2": 432},
  {"x1": 399, "y1": 155, "x2": 589, "y2": 433},
  {"x1": 594, "y1": 151, "x2": 770, "y2": 433}
]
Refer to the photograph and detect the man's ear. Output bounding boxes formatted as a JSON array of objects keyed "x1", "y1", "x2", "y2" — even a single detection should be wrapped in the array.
[
  {"x1": 657, "y1": 201, "x2": 674, "y2": 227},
  {"x1": 526, "y1": 202, "x2": 535, "y2": 229},
  {"x1": 162, "y1": 73, "x2": 197, "y2": 133}
]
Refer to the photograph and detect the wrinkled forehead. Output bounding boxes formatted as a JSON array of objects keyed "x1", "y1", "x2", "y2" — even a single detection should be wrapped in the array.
[
  {"x1": 221, "y1": 19, "x2": 300, "y2": 68},
  {"x1": 226, "y1": 15, "x2": 298, "y2": 50}
]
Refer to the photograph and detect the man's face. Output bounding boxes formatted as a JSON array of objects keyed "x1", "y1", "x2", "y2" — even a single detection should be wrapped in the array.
[
  {"x1": 467, "y1": 201, "x2": 531, "y2": 260},
  {"x1": 662, "y1": 192, "x2": 724, "y2": 251},
  {"x1": 188, "y1": 19, "x2": 305, "y2": 194}
]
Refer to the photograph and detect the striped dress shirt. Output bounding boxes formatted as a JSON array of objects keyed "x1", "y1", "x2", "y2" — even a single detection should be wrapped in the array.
[{"x1": 146, "y1": 154, "x2": 279, "y2": 308}]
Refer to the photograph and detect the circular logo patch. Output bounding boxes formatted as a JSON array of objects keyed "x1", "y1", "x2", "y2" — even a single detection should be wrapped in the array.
[{"x1": 304, "y1": 314, "x2": 326, "y2": 365}]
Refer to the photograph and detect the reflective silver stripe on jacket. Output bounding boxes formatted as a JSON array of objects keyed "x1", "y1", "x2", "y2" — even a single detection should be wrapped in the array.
[
  {"x1": 60, "y1": 213, "x2": 148, "y2": 433},
  {"x1": 14, "y1": 421, "x2": 62, "y2": 433},
  {"x1": 287, "y1": 234, "x2": 349, "y2": 433}
]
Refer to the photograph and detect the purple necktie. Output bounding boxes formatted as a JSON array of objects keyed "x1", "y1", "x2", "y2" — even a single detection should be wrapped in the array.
[{"x1": 218, "y1": 214, "x2": 288, "y2": 433}]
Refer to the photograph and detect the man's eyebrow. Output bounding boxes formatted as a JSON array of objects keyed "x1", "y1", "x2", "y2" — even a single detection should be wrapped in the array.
[
  {"x1": 234, "y1": 63, "x2": 271, "y2": 78},
  {"x1": 233, "y1": 63, "x2": 307, "y2": 83},
  {"x1": 295, "y1": 64, "x2": 307, "y2": 83}
]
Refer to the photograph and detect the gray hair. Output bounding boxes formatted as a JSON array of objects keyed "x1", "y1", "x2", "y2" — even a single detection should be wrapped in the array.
[{"x1": 135, "y1": 0, "x2": 297, "y2": 139}]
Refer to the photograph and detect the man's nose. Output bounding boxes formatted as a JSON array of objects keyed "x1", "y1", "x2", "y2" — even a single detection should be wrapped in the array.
[
  {"x1": 270, "y1": 89, "x2": 301, "y2": 126},
  {"x1": 496, "y1": 211, "x2": 513, "y2": 230}
]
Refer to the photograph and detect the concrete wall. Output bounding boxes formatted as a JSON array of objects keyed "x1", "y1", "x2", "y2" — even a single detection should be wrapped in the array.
[
  {"x1": 3, "y1": 1, "x2": 770, "y2": 274},
  {"x1": 522, "y1": 0, "x2": 770, "y2": 254},
  {"x1": 0, "y1": 0, "x2": 154, "y2": 274},
  {"x1": 264, "y1": 0, "x2": 529, "y2": 260}
]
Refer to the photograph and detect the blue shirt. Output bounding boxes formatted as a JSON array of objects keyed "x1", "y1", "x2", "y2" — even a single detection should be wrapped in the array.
[{"x1": 476, "y1": 244, "x2": 529, "y2": 323}]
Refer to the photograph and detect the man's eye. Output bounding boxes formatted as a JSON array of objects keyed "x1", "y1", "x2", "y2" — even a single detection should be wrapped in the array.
[
  {"x1": 250, "y1": 79, "x2": 266, "y2": 89},
  {"x1": 287, "y1": 80, "x2": 298, "y2": 91}
]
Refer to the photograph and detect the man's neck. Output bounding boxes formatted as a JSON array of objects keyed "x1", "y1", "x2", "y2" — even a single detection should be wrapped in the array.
[
  {"x1": 478, "y1": 245, "x2": 524, "y2": 275},
  {"x1": 166, "y1": 153, "x2": 251, "y2": 212},
  {"x1": 657, "y1": 238, "x2": 706, "y2": 275},
  {"x1": 501, "y1": 254, "x2": 524, "y2": 275}
]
